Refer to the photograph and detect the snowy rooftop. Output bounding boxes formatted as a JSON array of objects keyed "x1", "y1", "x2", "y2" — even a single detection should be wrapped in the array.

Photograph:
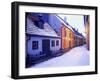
[
  {"x1": 26, "y1": 17, "x2": 60, "y2": 38},
  {"x1": 56, "y1": 15, "x2": 74, "y2": 32},
  {"x1": 56, "y1": 15, "x2": 84, "y2": 38}
]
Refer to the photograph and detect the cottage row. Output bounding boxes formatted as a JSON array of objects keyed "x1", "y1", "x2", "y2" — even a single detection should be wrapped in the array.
[{"x1": 25, "y1": 13, "x2": 86, "y2": 65}]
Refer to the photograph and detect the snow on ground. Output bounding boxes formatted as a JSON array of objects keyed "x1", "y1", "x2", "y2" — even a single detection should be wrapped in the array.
[{"x1": 32, "y1": 45, "x2": 89, "y2": 68}]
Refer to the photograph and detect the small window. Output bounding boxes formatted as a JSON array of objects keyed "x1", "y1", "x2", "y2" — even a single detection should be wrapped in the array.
[
  {"x1": 64, "y1": 30, "x2": 67, "y2": 37},
  {"x1": 51, "y1": 40, "x2": 55, "y2": 47},
  {"x1": 56, "y1": 40, "x2": 59, "y2": 46},
  {"x1": 32, "y1": 41, "x2": 38, "y2": 50}
]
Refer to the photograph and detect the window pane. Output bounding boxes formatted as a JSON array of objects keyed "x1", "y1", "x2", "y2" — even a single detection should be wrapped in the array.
[
  {"x1": 56, "y1": 40, "x2": 59, "y2": 46},
  {"x1": 32, "y1": 41, "x2": 38, "y2": 50},
  {"x1": 52, "y1": 40, "x2": 55, "y2": 47}
]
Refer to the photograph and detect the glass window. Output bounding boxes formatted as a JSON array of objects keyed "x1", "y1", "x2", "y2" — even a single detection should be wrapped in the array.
[
  {"x1": 32, "y1": 41, "x2": 38, "y2": 50},
  {"x1": 51, "y1": 40, "x2": 55, "y2": 47},
  {"x1": 56, "y1": 40, "x2": 59, "y2": 46}
]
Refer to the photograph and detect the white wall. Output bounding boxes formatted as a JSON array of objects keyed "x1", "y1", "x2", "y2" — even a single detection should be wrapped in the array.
[
  {"x1": 50, "y1": 38, "x2": 61, "y2": 52},
  {"x1": 0, "y1": 0, "x2": 99, "y2": 81},
  {"x1": 27, "y1": 36, "x2": 61, "y2": 55},
  {"x1": 27, "y1": 36, "x2": 42, "y2": 55}
]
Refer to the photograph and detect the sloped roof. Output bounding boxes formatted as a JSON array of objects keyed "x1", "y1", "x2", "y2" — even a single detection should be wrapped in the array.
[
  {"x1": 26, "y1": 17, "x2": 60, "y2": 38},
  {"x1": 72, "y1": 28, "x2": 84, "y2": 38},
  {"x1": 55, "y1": 15, "x2": 74, "y2": 32},
  {"x1": 56, "y1": 15, "x2": 84, "y2": 38}
]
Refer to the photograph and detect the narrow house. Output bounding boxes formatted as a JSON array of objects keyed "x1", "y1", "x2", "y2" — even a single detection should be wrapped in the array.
[
  {"x1": 72, "y1": 28, "x2": 85, "y2": 47},
  {"x1": 54, "y1": 15, "x2": 74, "y2": 50},
  {"x1": 26, "y1": 13, "x2": 61, "y2": 67},
  {"x1": 61, "y1": 23, "x2": 74, "y2": 49}
]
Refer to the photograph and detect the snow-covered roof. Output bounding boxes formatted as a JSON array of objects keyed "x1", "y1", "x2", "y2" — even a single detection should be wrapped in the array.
[
  {"x1": 72, "y1": 28, "x2": 85, "y2": 38},
  {"x1": 26, "y1": 18, "x2": 60, "y2": 38},
  {"x1": 56, "y1": 15, "x2": 84, "y2": 38},
  {"x1": 55, "y1": 15, "x2": 74, "y2": 32}
]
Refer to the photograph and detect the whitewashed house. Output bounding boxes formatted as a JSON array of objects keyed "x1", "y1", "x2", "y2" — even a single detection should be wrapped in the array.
[{"x1": 26, "y1": 16, "x2": 61, "y2": 58}]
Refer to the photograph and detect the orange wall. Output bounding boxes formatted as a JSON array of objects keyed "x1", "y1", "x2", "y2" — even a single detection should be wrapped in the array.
[{"x1": 61, "y1": 24, "x2": 74, "y2": 49}]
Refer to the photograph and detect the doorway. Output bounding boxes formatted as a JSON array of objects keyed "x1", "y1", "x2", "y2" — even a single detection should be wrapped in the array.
[{"x1": 42, "y1": 39, "x2": 50, "y2": 56}]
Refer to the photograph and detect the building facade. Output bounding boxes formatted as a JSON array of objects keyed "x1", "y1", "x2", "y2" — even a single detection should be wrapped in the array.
[
  {"x1": 48, "y1": 14, "x2": 85, "y2": 51},
  {"x1": 26, "y1": 13, "x2": 61, "y2": 59},
  {"x1": 61, "y1": 23, "x2": 74, "y2": 49},
  {"x1": 84, "y1": 15, "x2": 90, "y2": 50}
]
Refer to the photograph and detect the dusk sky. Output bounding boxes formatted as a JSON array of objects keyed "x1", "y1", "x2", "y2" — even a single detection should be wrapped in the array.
[{"x1": 58, "y1": 14, "x2": 85, "y2": 37}]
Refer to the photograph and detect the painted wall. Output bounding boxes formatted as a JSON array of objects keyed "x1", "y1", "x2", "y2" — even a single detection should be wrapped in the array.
[
  {"x1": 27, "y1": 36, "x2": 42, "y2": 55},
  {"x1": 50, "y1": 38, "x2": 61, "y2": 53},
  {"x1": 27, "y1": 36, "x2": 61, "y2": 55},
  {"x1": 61, "y1": 24, "x2": 74, "y2": 49}
]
